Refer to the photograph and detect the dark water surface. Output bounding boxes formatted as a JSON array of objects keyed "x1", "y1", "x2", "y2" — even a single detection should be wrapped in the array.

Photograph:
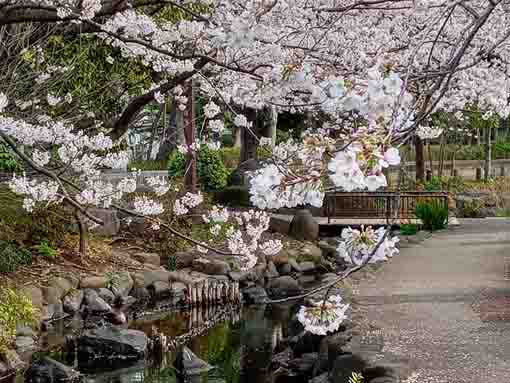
[{"x1": 42, "y1": 304, "x2": 296, "y2": 383}]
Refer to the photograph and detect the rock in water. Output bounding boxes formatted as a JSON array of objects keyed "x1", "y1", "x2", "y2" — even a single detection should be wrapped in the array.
[
  {"x1": 267, "y1": 276, "x2": 302, "y2": 299},
  {"x1": 25, "y1": 357, "x2": 79, "y2": 383},
  {"x1": 289, "y1": 210, "x2": 319, "y2": 241},
  {"x1": 175, "y1": 346, "x2": 213, "y2": 376},
  {"x1": 242, "y1": 286, "x2": 269, "y2": 304},
  {"x1": 77, "y1": 327, "x2": 147, "y2": 369}
]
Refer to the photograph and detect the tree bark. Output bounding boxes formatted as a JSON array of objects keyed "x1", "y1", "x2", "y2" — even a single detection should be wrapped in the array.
[
  {"x1": 415, "y1": 136, "x2": 425, "y2": 181},
  {"x1": 76, "y1": 212, "x2": 88, "y2": 257}
]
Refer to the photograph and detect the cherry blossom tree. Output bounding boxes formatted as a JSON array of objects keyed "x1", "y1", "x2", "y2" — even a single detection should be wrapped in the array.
[{"x1": 2, "y1": 0, "x2": 510, "y2": 334}]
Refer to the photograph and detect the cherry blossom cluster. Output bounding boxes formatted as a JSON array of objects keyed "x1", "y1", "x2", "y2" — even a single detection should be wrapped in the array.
[
  {"x1": 146, "y1": 177, "x2": 171, "y2": 196},
  {"x1": 173, "y1": 192, "x2": 204, "y2": 216},
  {"x1": 201, "y1": 207, "x2": 282, "y2": 270},
  {"x1": 8, "y1": 174, "x2": 61, "y2": 212},
  {"x1": 297, "y1": 295, "x2": 350, "y2": 336},
  {"x1": 337, "y1": 226, "x2": 400, "y2": 266},
  {"x1": 416, "y1": 126, "x2": 444, "y2": 140}
]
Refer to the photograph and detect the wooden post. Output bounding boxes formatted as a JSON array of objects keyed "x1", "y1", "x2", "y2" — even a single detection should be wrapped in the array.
[
  {"x1": 476, "y1": 167, "x2": 482, "y2": 180},
  {"x1": 500, "y1": 167, "x2": 505, "y2": 177},
  {"x1": 453, "y1": 169, "x2": 458, "y2": 177}
]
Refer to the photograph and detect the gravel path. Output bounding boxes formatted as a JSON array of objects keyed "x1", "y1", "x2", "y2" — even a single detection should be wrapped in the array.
[{"x1": 353, "y1": 219, "x2": 510, "y2": 382}]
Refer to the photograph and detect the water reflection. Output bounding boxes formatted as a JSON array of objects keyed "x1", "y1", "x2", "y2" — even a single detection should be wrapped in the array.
[{"x1": 53, "y1": 304, "x2": 294, "y2": 383}]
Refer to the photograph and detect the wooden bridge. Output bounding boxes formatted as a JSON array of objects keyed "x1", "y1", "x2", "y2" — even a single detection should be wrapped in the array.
[
  {"x1": 323, "y1": 191, "x2": 450, "y2": 224},
  {"x1": 273, "y1": 190, "x2": 453, "y2": 226}
]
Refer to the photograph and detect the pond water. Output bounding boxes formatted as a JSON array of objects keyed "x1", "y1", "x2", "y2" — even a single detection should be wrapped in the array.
[{"x1": 43, "y1": 303, "x2": 296, "y2": 383}]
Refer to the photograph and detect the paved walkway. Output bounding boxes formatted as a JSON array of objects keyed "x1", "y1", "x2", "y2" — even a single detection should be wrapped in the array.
[{"x1": 354, "y1": 219, "x2": 510, "y2": 382}]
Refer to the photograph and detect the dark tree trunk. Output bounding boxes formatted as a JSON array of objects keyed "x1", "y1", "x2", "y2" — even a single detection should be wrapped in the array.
[
  {"x1": 76, "y1": 212, "x2": 88, "y2": 257},
  {"x1": 415, "y1": 136, "x2": 425, "y2": 181}
]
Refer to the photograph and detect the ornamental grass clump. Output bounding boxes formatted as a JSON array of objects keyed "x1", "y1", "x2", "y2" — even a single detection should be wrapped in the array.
[
  {"x1": 0, "y1": 288, "x2": 39, "y2": 357},
  {"x1": 415, "y1": 200, "x2": 449, "y2": 231}
]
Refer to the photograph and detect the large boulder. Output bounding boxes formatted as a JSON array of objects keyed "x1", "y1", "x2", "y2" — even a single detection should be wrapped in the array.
[
  {"x1": 267, "y1": 276, "x2": 302, "y2": 299},
  {"x1": 47, "y1": 277, "x2": 75, "y2": 300},
  {"x1": 299, "y1": 244, "x2": 323, "y2": 262},
  {"x1": 289, "y1": 332, "x2": 324, "y2": 357},
  {"x1": 265, "y1": 261, "x2": 280, "y2": 279},
  {"x1": 173, "y1": 251, "x2": 196, "y2": 268},
  {"x1": 299, "y1": 261, "x2": 316, "y2": 273},
  {"x1": 142, "y1": 270, "x2": 171, "y2": 287},
  {"x1": 41, "y1": 302, "x2": 65, "y2": 321},
  {"x1": 25, "y1": 357, "x2": 79, "y2": 383},
  {"x1": 278, "y1": 263, "x2": 292, "y2": 276},
  {"x1": 242, "y1": 286, "x2": 269, "y2": 305},
  {"x1": 110, "y1": 271, "x2": 134, "y2": 297},
  {"x1": 133, "y1": 252, "x2": 160, "y2": 267},
  {"x1": 170, "y1": 282, "x2": 187, "y2": 306},
  {"x1": 97, "y1": 288, "x2": 115, "y2": 305},
  {"x1": 77, "y1": 328, "x2": 147, "y2": 368},
  {"x1": 63, "y1": 290, "x2": 84, "y2": 315},
  {"x1": 329, "y1": 354, "x2": 367, "y2": 383},
  {"x1": 150, "y1": 281, "x2": 172, "y2": 300},
  {"x1": 80, "y1": 276, "x2": 107, "y2": 290},
  {"x1": 192, "y1": 258, "x2": 231, "y2": 276},
  {"x1": 289, "y1": 210, "x2": 319, "y2": 241},
  {"x1": 288, "y1": 353, "x2": 318, "y2": 376},
  {"x1": 82, "y1": 290, "x2": 111, "y2": 315},
  {"x1": 175, "y1": 346, "x2": 213, "y2": 376}
]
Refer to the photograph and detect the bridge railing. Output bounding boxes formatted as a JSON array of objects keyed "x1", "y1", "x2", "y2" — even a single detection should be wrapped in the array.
[{"x1": 323, "y1": 191, "x2": 449, "y2": 224}]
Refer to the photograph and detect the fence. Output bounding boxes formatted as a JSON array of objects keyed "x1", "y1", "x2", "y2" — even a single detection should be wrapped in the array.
[{"x1": 324, "y1": 191, "x2": 449, "y2": 224}]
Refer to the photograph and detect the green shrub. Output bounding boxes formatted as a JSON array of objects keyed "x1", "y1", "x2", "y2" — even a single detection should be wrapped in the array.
[
  {"x1": 168, "y1": 145, "x2": 230, "y2": 191},
  {"x1": 198, "y1": 146, "x2": 231, "y2": 191},
  {"x1": 415, "y1": 201, "x2": 449, "y2": 231},
  {"x1": 213, "y1": 186, "x2": 251, "y2": 207},
  {"x1": 0, "y1": 143, "x2": 21, "y2": 172},
  {"x1": 496, "y1": 208, "x2": 510, "y2": 217},
  {"x1": 458, "y1": 199, "x2": 485, "y2": 218},
  {"x1": 400, "y1": 223, "x2": 418, "y2": 235},
  {"x1": 0, "y1": 288, "x2": 39, "y2": 356},
  {"x1": 0, "y1": 240, "x2": 33, "y2": 273},
  {"x1": 34, "y1": 241, "x2": 57, "y2": 258},
  {"x1": 423, "y1": 176, "x2": 443, "y2": 191}
]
